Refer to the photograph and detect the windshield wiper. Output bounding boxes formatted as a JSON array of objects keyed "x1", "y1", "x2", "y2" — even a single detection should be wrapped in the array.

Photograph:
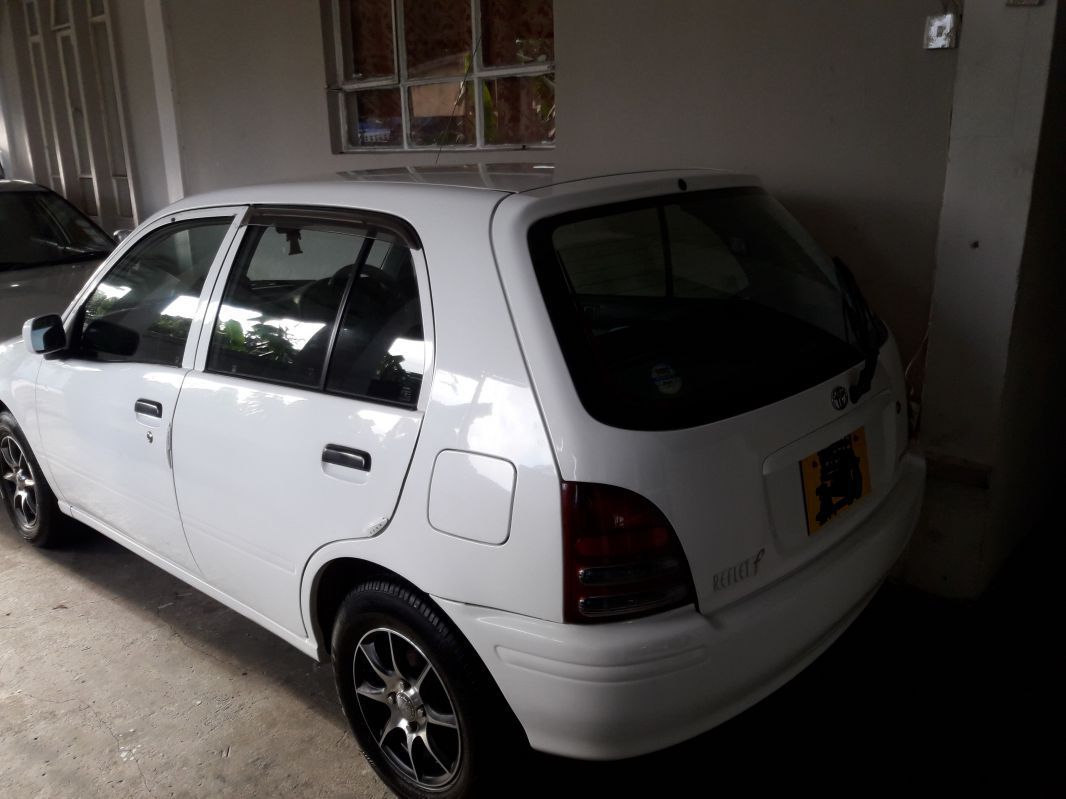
[
  {"x1": 54, "y1": 243, "x2": 109, "y2": 256},
  {"x1": 833, "y1": 256, "x2": 880, "y2": 404}
]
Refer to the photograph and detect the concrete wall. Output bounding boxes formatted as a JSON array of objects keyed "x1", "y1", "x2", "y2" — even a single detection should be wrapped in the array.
[
  {"x1": 0, "y1": 0, "x2": 1057, "y2": 599},
  {"x1": 0, "y1": 0, "x2": 173, "y2": 216},
  {"x1": 161, "y1": 0, "x2": 546, "y2": 200},
  {"x1": 921, "y1": 0, "x2": 1059, "y2": 468},
  {"x1": 161, "y1": 0, "x2": 959, "y2": 365},
  {"x1": 899, "y1": 0, "x2": 1059, "y2": 598},
  {"x1": 555, "y1": 0, "x2": 958, "y2": 365},
  {"x1": 110, "y1": 0, "x2": 172, "y2": 218},
  {"x1": 0, "y1": 1, "x2": 15, "y2": 176},
  {"x1": 990, "y1": 2, "x2": 1066, "y2": 568},
  {"x1": 0, "y1": 0, "x2": 32, "y2": 180}
]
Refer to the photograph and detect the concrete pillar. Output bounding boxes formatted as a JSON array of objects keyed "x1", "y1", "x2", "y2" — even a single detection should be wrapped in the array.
[
  {"x1": 902, "y1": 0, "x2": 1060, "y2": 596},
  {"x1": 143, "y1": 0, "x2": 184, "y2": 203}
]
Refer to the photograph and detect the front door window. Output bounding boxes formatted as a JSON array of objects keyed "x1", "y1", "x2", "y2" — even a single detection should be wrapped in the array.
[{"x1": 76, "y1": 219, "x2": 232, "y2": 366}]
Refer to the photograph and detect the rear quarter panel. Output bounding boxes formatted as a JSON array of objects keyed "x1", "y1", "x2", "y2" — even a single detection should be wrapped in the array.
[{"x1": 292, "y1": 182, "x2": 563, "y2": 635}]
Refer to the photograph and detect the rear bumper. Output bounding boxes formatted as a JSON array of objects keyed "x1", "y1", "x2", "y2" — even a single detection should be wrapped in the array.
[{"x1": 437, "y1": 451, "x2": 925, "y2": 760}]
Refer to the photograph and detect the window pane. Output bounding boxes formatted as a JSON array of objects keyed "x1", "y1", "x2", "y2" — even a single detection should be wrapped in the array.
[
  {"x1": 482, "y1": 0, "x2": 554, "y2": 68},
  {"x1": 345, "y1": 88, "x2": 402, "y2": 147},
  {"x1": 51, "y1": 0, "x2": 70, "y2": 29},
  {"x1": 79, "y1": 219, "x2": 231, "y2": 366},
  {"x1": 484, "y1": 73, "x2": 555, "y2": 145},
  {"x1": 326, "y1": 244, "x2": 424, "y2": 406},
  {"x1": 209, "y1": 225, "x2": 368, "y2": 389},
  {"x1": 408, "y1": 80, "x2": 474, "y2": 146},
  {"x1": 344, "y1": 0, "x2": 394, "y2": 79},
  {"x1": 403, "y1": 0, "x2": 470, "y2": 79}
]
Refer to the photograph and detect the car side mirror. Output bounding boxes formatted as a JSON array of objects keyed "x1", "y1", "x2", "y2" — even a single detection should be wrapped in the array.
[
  {"x1": 23, "y1": 315, "x2": 67, "y2": 356},
  {"x1": 112, "y1": 229, "x2": 133, "y2": 243}
]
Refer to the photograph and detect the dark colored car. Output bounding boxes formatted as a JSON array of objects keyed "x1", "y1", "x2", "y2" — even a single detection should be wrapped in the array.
[{"x1": 0, "y1": 180, "x2": 115, "y2": 339}]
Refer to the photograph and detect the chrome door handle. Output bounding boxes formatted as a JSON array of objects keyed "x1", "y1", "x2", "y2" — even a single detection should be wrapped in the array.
[
  {"x1": 135, "y1": 399, "x2": 163, "y2": 418},
  {"x1": 322, "y1": 444, "x2": 371, "y2": 472}
]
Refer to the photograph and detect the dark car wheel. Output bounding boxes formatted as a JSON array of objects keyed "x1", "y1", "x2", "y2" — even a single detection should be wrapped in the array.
[
  {"x1": 332, "y1": 579, "x2": 524, "y2": 799},
  {"x1": 0, "y1": 411, "x2": 66, "y2": 547}
]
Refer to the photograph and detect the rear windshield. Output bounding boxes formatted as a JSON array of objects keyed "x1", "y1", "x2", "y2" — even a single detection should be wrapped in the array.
[{"x1": 528, "y1": 188, "x2": 865, "y2": 430}]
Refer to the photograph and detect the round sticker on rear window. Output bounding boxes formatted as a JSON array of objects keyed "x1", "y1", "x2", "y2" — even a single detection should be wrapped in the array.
[{"x1": 650, "y1": 363, "x2": 682, "y2": 396}]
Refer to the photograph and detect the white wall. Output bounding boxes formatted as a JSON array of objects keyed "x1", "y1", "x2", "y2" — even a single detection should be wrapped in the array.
[
  {"x1": 921, "y1": 0, "x2": 1058, "y2": 467},
  {"x1": 0, "y1": 1, "x2": 11, "y2": 178},
  {"x1": 158, "y1": 0, "x2": 958, "y2": 364},
  {"x1": 898, "y1": 0, "x2": 1059, "y2": 598},
  {"x1": 104, "y1": 0, "x2": 962, "y2": 365},
  {"x1": 0, "y1": 0, "x2": 1057, "y2": 597},
  {"x1": 110, "y1": 0, "x2": 173, "y2": 218},
  {"x1": 554, "y1": 0, "x2": 959, "y2": 365},
  {"x1": 0, "y1": 0, "x2": 33, "y2": 180},
  {"x1": 161, "y1": 0, "x2": 547, "y2": 200},
  {"x1": 987, "y1": 1, "x2": 1064, "y2": 571}
]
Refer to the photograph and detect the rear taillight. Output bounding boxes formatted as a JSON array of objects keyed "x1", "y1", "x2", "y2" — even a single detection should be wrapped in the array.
[{"x1": 562, "y1": 482, "x2": 696, "y2": 623}]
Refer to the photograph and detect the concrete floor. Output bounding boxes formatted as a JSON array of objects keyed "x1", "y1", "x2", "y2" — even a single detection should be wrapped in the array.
[{"x1": 1, "y1": 512, "x2": 1060, "y2": 797}]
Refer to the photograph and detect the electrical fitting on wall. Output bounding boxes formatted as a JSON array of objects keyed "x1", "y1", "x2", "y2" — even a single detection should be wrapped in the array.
[
  {"x1": 924, "y1": 0, "x2": 963, "y2": 49},
  {"x1": 924, "y1": 12, "x2": 959, "y2": 49}
]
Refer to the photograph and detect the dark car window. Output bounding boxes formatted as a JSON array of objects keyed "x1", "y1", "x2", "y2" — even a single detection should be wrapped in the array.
[
  {"x1": 325, "y1": 243, "x2": 425, "y2": 407},
  {"x1": 208, "y1": 220, "x2": 425, "y2": 405},
  {"x1": 529, "y1": 188, "x2": 867, "y2": 431},
  {"x1": 208, "y1": 223, "x2": 370, "y2": 389},
  {"x1": 0, "y1": 189, "x2": 113, "y2": 269},
  {"x1": 76, "y1": 218, "x2": 231, "y2": 366}
]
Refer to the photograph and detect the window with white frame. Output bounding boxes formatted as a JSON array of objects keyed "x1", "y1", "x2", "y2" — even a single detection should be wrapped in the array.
[{"x1": 324, "y1": 0, "x2": 555, "y2": 151}]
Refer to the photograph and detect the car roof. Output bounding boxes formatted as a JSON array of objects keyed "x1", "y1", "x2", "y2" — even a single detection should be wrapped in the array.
[
  {"x1": 0, "y1": 179, "x2": 46, "y2": 193},
  {"x1": 157, "y1": 165, "x2": 762, "y2": 221}
]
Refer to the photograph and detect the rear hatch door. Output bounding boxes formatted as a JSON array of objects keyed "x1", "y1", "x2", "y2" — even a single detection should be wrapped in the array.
[{"x1": 490, "y1": 175, "x2": 909, "y2": 616}]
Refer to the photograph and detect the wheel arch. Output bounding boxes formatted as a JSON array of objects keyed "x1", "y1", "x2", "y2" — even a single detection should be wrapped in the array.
[
  {"x1": 303, "y1": 551, "x2": 521, "y2": 741},
  {"x1": 306, "y1": 551, "x2": 483, "y2": 665},
  {"x1": 307, "y1": 555, "x2": 396, "y2": 659}
]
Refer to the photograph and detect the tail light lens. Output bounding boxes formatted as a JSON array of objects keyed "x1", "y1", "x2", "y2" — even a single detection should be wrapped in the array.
[{"x1": 562, "y1": 482, "x2": 696, "y2": 623}]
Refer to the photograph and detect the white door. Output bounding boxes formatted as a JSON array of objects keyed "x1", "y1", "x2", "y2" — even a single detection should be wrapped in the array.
[
  {"x1": 173, "y1": 209, "x2": 430, "y2": 635},
  {"x1": 35, "y1": 208, "x2": 244, "y2": 571}
]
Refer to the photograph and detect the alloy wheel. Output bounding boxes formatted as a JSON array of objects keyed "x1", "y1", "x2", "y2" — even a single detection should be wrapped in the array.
[
  {"x1": 353, "y1": 627, "x2": 461, "y2": 790},
  {"x1": 0, "y1": 435, "x2": 38, "y2": 530}
]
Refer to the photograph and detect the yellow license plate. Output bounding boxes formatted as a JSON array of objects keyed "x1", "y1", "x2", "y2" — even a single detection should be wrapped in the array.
[{"x1": 800, "y1": 427, "x2": 871, "y2": 535}]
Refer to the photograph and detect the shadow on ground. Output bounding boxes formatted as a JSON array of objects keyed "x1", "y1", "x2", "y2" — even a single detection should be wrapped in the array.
[{"x1": 17, "y1": 518, "x2": 1063, "y2": 795}]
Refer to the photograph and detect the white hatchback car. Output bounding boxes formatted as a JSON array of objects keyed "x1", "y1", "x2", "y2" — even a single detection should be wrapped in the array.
[{"x1": 0, "y1": 166, "x2": 924, "y2": 797}]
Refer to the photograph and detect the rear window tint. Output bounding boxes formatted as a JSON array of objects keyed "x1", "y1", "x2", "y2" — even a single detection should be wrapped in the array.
[{"x1": 528, "y1": 188, "x2": 865, "y2": 430}]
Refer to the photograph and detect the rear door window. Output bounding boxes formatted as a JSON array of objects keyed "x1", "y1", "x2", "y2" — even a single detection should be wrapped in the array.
[
  {"x1": 325, "y1": 242, "x2": 425, "y2": 407},
  {"x1": 208, "y1": 224, "x2": 365, "y2": 389},
  {"x1": 529, "y1": 188, "x2": 864, "y2": 430},
  {"x1": 207, "y1": 213, "x2": 425, "y2": 404}
]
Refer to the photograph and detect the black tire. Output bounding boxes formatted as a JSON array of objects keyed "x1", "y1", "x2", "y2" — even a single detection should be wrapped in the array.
[
  {"x1": 332, "y1": 579, "x2": 526, "y2": 798},
  {"x1": 0, "y1": 410, "x2": 66, "y2": 547}
]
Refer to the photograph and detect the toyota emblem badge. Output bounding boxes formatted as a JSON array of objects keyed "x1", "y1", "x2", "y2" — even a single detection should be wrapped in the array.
[{"x1": 831, "y1": 385, "x2": 849, "y2": 411}]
